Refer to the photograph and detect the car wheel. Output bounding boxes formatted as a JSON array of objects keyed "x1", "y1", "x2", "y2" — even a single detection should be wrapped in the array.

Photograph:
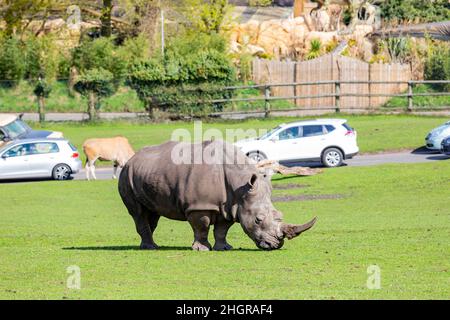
[
  {"x1": 248, "y1": 151, "x2": 267, "y2": 163},
  {"x1": 52, "y1": 164, "x2": 72, "y2": 180},
  {"x1": 322, "y1": 148, "x2": 343, "y2": 168}
]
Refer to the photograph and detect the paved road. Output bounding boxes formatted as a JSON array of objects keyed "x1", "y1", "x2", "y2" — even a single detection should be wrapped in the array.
[
  {"x1": 12, "y1": 108, "x2": 450, "y2": 122},
  {"x1": 72, "y1": 150, "x2": 449, "y2": 181}
]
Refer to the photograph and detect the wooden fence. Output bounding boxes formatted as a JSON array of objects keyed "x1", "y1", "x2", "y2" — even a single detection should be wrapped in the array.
[
  {"x1": 209, "y1": 80, "x2": 450, "y2": 117},
  {"x1": 252, "y1": 54, "x2": 412, "y2": 109}
]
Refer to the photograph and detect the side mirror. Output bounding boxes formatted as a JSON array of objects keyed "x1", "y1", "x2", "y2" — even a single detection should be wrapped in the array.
[{"x1": 270, "y1": 136, "x2": 279, "y2": 142}]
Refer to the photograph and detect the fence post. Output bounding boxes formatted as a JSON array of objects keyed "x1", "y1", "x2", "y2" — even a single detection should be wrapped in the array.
[
  {"x1": 264, "y1": 85, "x2": 271, "y2": 118},
  {"x1": 407, "y1": 81, "x2": 413, "y2": 112},
  {"x1": 335, "y1": 80, "x2": 341, "y2": 113}
]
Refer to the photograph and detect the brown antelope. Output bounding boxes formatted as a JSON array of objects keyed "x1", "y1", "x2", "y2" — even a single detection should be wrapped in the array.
[{"x1": 83, "y1": 136, "x2": 135, "y2": 180}]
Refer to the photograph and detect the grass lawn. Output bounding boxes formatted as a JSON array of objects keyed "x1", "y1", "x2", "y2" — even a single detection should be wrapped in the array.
[
  {"x1": 31, "y1": 114, "x2": 449, "y2": 164},
  {"x1": 0, "y1": 160, "x2": 449, "y2": 299},
  {"x1": 384, "y1": 84, "x2": 450, "y2": 109},
  {"x1": 0, "y1": 81, "x2": 145, "y2": 113}
]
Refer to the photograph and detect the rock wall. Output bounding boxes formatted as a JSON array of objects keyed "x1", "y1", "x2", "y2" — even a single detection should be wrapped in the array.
[{"x1": 228, "y1": 16, "x2": 375, "y2": 60}]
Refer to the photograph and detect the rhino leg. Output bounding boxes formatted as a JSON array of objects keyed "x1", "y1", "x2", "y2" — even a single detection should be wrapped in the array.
[
  {"x1": 131, "y1": 206, "x2": 159, "y2": 250},
  {"x1": 187, "y1": 212, "x2": 212, "y2": 251},
  {"x1": 213, "y1": 217, "x2": 234, "y2": 251}
]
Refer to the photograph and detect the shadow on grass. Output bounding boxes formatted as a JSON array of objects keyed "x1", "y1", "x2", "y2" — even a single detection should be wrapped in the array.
[
  {"x1": 411, "y1": 146, "x2": 439, "y2": 154},
  {"x1": 62, "y1": 245, "x2": 260, "y2": 252},
  {"x1": 427, "y1": 155, "x2": 450, "y2": 161}
]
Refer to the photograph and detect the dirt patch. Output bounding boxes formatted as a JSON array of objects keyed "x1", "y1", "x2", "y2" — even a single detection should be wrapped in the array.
[
  {"x1": 272, "y1": 183, "x2": 310, "y2": 190},
  {"x1": 272, "y1": 194, "x2": 344, "y2": 202}
]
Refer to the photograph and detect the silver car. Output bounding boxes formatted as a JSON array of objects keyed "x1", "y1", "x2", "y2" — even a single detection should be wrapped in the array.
[{"x1": 0, "y1": 138, "x2": 82, "y2": 181}]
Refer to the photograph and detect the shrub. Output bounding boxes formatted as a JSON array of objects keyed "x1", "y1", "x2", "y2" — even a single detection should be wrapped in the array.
[
  {"x1": 184, "y1": 0, "x2": 230, "y2": 34},
  {"x1": 72, "y1": 37, "x2": 127, "y2": 84},
  {"x1": 0, "y1": 36, "x2": 26, "y2": 87},
  {"x1": 71, "y1": 37, "x2": 128, "y2": 120},
  {"x1": 25, "y1": 35, "x2": 59, "y2": 81},
  {"x1": 380, "y1": 0, "x2": 450, "y2": 24},
  {"x1": 33, "y1": 79, "x2": 52, "y2": 123},
  {"x1": 74, "y1": 68, "x2": 116, "y2": 120},
  {"x1": 306, "y1": 39, "x2": 322, "y2": 60},
  {"x1": 424, "y1": 42, "x2": 450, "y2": 91},
  {"x1": 128, "y1": 42, "x2": 236, "y2": 116}
]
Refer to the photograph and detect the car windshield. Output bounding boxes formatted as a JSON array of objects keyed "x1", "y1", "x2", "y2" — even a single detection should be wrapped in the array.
[
  {"x1": 258, "y1": 126, "x2": 282, "y2": 140},
  {"x1": 3, "y1": 119, "x2": 30, "y2": 139}
]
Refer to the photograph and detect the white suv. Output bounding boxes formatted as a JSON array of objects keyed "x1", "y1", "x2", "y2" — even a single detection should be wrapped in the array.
[{"x1": 234, "y1": 119, "x2": 359, "y2": 167}]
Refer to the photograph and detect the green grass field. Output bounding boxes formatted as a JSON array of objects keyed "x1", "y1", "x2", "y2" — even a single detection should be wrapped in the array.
[
  {"x1": 2, "y1": 82, "x2": 448, "y2": 113},
  {"x1": 0, "y1": 81, "x2": 145, "y2": 113},
  {"x1": 384, "y1": 84, "x2": 450, "y2": 109},
  {"x1": 32, "y1": 114, "x2": 449, "y2": 164},
  {"x1": 0, "y1": 161, "x2": 449, "y2": 299}
]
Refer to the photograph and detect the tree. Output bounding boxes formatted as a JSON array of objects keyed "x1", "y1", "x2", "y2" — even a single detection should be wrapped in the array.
[
  {"x1": 0, "y1": 0, "x2": 56, "y2": 36},
  {"x1": 128, "y1": 33, "x2": 236, "y2": 118},
  {"x1": 425, "y1": 42, "x2": 450, "y2": 92},
  {"x1": 184, "y1": 0, "x2": 229, "y2": 34},
  {"x1": 100, "y1": 0, "x2": 113, "y2": 37},
  {"x1": 74, "y1": 68, "x2": 116, "y2": 121},
  {"x1": 0, "y1": 36, "x2": 26, "y2": 87},
  {"x1": 380, "y1": 0, "x2": 450, "y2": 24},
  {"x1": 72, "y1": 37, "x2": 127, "y2": 120},
  {"x1": 33, "y1": 79, "x2": 52, "y2": 123},
  {"x1": 25, "y1": 35, "x2": 59, "y2": 122}
]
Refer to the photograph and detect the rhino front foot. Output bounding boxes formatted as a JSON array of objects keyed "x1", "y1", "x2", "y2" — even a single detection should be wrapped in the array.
[
  {"x1": 213, "y1": 242, "x2": 233, "y2": 251},
  {"x1": 140, "y1": 242, "x2": 159, "y2": 250},
  {"x1": 192, "y1": 241, "x2": 212, "y2": 251}
]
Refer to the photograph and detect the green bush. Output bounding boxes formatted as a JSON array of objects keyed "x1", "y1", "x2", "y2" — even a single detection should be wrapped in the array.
[
  {"x1": 74, "y1": 68, "x2": 117, "y2": 120},
  {"x1": 25, "y1": 35, "x2": 59, "y2": 81},
  {"x1": 424, "y1": 43, "x2": 450, "y2": 92},
  {"x1": 380, "y1": 0, "x2": 450, "y2": 23},
  {"x1": 72, "y1": 37, "x2": 127, "y2": 84},
  {"x1": 0, "y1": 36, "x2": 26, "y2": 87},
  {"x1": 306, "y1": 39, "x2": 322, "y2": 60},
  {"x1": 128, "y1": 47, "x2": 236, "y2": 115}
]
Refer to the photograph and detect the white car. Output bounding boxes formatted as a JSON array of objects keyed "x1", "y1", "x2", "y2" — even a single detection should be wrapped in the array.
[
  {"x1": 0, "y1": 138, "x2": 82, "y2": 180},
  {"x1": 234, "y1": 119, "x2": 359, "y2": 167},
  {"x1": 425, "y1": 120, "x2": 450, "y2": 151}
]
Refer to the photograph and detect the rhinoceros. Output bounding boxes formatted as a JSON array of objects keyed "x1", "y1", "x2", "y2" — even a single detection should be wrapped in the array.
[{"x1": 118, "y1": 140, "x2": 316, "y2": 251}]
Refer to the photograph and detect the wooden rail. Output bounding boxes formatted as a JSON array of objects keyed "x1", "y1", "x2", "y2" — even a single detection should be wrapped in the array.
[{"x1": 208, "y1": 80, "x2": 450, "y2": 116}]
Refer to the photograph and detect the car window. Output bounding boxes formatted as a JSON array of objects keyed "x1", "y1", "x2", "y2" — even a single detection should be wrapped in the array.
[
  {"x1": 302, "y1": 125, "x2": 324, "y2": 137},
  {"x1": 34, "y1": 142, "x2": 59, "y2": 154},
  {"x1": 325, "y1": 125, "x2": 335, "y2": 133},
  {"x1": 278, "y1": 126, "x2": 301, "y2": 140},
  {"x1": 342, "y1": 123, "x2": 353, "y2": 131},
  {"x1": 259, "y1": 126, "x2": 282, "y2": 140},
  {"x1": 68, "y1": 142, "x2": 77, "y2": 151},
  {"x1": 4, "y1": 143, "x2": 34, "y2": 158},
  {"x1": 3, "y1": 119, "x2": 29, "y2": 139}
]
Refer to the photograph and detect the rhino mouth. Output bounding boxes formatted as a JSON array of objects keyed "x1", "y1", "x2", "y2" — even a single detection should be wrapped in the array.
[
  {"x1": 255, "y1": 233, "x2": 285, "y2": 250},
  {"x1": 257, "y1": 239, "x2": 285, "y2": 250}
]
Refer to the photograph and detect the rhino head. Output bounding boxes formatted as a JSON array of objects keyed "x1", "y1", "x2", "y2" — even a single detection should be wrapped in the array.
[{"x1": 236, "y1": 173, "x2": 316, "y2": 250}]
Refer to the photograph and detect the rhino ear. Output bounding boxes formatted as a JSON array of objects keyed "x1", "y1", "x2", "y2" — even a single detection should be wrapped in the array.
[{"x1": 246, "y1": 174, "x2": 258, "y2": 193}]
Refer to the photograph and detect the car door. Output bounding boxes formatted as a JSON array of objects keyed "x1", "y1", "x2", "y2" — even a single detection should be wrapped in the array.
[
  {"x1": 297, "y1": 125, "x2": 327, "y2": 159},
  {"x1": 0, "y1": 143, "x2": 34, "y2": 179},
  {"x1": 27, "y1": 142, "x2": 60, "y2": 177},
  {"x1": 270, "y1": 126, "x2": 304, "y2": 161}
]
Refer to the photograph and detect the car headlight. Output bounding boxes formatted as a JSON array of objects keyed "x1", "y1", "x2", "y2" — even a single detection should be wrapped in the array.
[{"x1": 444, "y1": 137, "x2": 450, "y2": 144}]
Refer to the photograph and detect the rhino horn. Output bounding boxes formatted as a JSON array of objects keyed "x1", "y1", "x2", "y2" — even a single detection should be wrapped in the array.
[{"x1": 281, "y1": 217, "x2": 317, "y2": 240}]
